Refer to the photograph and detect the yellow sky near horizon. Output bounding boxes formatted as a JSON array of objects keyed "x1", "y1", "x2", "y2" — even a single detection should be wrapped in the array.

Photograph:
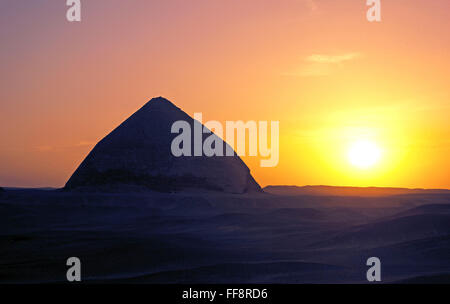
[{"x1": 0, "y1": 0, "x2": 449, "y2": 189}]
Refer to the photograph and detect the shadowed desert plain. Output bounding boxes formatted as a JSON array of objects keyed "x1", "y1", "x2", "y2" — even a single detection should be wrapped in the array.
[{"x1": 2, "y1": 186, "x2": 450, "y2": 283}]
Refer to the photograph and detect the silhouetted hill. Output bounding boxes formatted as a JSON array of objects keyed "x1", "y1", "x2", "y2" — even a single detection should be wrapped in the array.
[
  {"x1": 388, "y1": 204, "x2": 450, "y2": 219},
  {"x1": 310, "y1": 214, "x2": 450, "y2": 249},
  {"x1": 264, "y1": 185, "x2": 450, "y2": 197}
]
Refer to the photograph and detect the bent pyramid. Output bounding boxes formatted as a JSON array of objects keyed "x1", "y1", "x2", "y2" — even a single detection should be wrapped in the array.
[{"x1": 65, "y1": 97, "x2": 261, "y2": 193}]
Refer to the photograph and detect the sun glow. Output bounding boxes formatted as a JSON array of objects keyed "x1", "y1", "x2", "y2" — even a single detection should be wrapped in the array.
[{"x1": 347, "y1": 140, "x2": 382, "y2": 169}]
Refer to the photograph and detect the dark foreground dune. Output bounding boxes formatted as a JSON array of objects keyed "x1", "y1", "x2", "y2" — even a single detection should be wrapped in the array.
[{"x1": 1, "y1": 188, "x2": 450, "y2": 283}]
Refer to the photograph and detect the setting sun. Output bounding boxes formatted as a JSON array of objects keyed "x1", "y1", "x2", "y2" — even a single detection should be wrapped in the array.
[{"x1": 347, "y1": 140, "x2": 382, "y2": 169}]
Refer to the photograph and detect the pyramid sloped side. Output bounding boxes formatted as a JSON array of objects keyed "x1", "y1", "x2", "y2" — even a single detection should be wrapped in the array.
[{"x1": 65, "y1": 98, "x2": 261, "y2": 193}]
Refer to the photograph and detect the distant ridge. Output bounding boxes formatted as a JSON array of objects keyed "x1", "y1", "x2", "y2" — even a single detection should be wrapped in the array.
[
  {"x1": 65, "y1": 97, "x2": 261, "y2": 193},
  {"x1": 263, "y1": 185, "x2": 450, "y2": 197},
  {"x1": 3, "y1": 187, "x2": 56, "y2": 191}
]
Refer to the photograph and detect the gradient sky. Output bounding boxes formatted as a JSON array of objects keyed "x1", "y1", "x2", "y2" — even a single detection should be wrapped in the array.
[{"x1": 1, "y1": 0, "x2": 449, "y2": 188}]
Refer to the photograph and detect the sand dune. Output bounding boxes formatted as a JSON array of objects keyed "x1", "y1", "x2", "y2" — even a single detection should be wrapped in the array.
[{"x1": 1, "y1": 187, "x2": 449, "y2": 283}]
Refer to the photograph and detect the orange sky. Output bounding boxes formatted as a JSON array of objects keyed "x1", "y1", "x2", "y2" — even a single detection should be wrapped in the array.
[{"x1": 0, "y1": 0, "x2": 449, "y2": 188}]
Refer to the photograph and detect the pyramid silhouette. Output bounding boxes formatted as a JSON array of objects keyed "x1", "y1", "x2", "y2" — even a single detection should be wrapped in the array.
[{"x1": 65, "y1": 97, "x2": 261, "y2": 193}]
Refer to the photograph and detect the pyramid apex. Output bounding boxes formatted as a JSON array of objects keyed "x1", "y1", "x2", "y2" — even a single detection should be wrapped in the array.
[
  {"x1": 150, "y1": 96, "x2": 170, "y2": 102},
  {"x1": 146, "y1": 96, "x2": 173, "y2": 105}
]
